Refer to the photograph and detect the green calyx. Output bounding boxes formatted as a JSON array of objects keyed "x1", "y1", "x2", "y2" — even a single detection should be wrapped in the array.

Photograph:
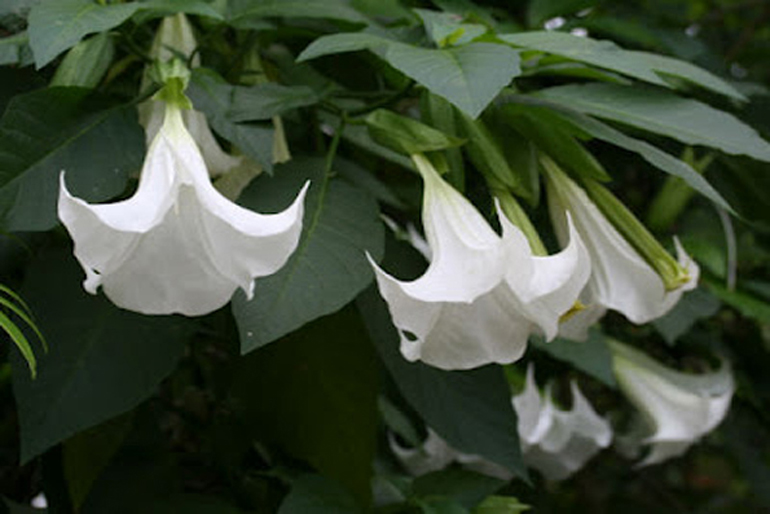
[{"x1": 151, "y1": 59, "x2": 193, "y2": 110}]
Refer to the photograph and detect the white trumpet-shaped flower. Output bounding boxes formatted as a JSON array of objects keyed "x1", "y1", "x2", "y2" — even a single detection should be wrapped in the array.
[
  {"x1": 609, "y1": 340, "x2": 734, "y2": 466},
  {"x1": 58, "y1": 100, "x2": 308, "y2": 316},
  {"x1": 368, "y1": 154, "x2": 590, "y2": 370},
  {"x1": 512, "y1": 365, "x2": 612, "y2": 480},
  {"x1": 546, "y1": 164, "x2": 699, "y2": 333}
]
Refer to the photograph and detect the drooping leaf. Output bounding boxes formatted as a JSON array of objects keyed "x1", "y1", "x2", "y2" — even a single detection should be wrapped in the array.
[
  {"x1": 12, "y1": 248, "x2": 194, "y2": 462},
  {"x1": 27, "y1": 0, "x2": 140, "y2": 68},
  {"x1": 278, "y1": 475, "x2": 362, "y2": 514},
  {"x1": 227, "y1": 0, "x2": 369, "y2": 26},
  {"x1": 0, "y1": 87, "x2": 143, "y2": 231},
  {"x1": 500, "y1": 31, "x2": 744, "y2": 100},
  {"x1": 535, "y1": 83, "x2": 770, "y2": 162},
  {"x1": 357, "y1": 274, "x2": 526, "y2": 480},
  {"x1": 232, "y1": 157, "x2": 384, "y2": 353},
  {"x1": 231, "y1": 306, "x2": 378, "y2": 505},
  {"x1": 531, "y1": 330, "x2": 617, "y2": 388},
  {"x1": 299, "y1": 34, "x2": 521, "y2": 118},
  {"x1": 497, "y1": 96, "x2": 732, "y2": 211}
]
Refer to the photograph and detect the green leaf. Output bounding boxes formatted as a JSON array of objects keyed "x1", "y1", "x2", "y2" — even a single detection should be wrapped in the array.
[
  {"x1": 227, "y1": 0, "x2": 369, "y2": 25},
  {"x1": 232, "y1": 157, "x2": 384, "y2": 353},
  {"x1": 357, "y1": 280, "x2": 526, "y2": 480},
  {"x1": 278, "y1": 475, "x2": 362, "y2": 514},
  {"x1": 27, "y1": 0, "x2": 140, "y2": 68},
  {"x1": 224, "y1": 83, "x2": 320, "y2": 122},
  {"x1": 414, "y1": 8, "x2": 487, "y2": 47},
  {"x1": 532, "y1": 329, "x2": 617, "y2": 388},
  {"x1": 473, "y1": 495, "x2": 530, "y2": 514},
  {"x1": 500, "y1": 31, "x2": 744, "y2": 101},
  {"x1": 0, "y1": 87, "x2": 144, "y2": 231},
  {"x1": 12, "y1": 248, "x2": 194, "y2": 462},
  {"x1": 50, "y1": 32, "x2": 115, "y2": 88},
  {"x1": 232, "y1": 307, "x2": 378, "y2": 505},
  {"x1": 653, "y1": 288, "x2": 721, "y2": 345},
  {"x1": 413, "y1": 468, "x2": 505, "y2": 509},
  {"x1": 498, "y1": 96, "x2": 732, "y2": 211},
  {"x1": 422, "y1": 92, "x2": 465, "y2": 190},
  {"x1": 366, "y1": 109, "x2": 465, "y2": 156},
  {"x1": 0, "y1": 32, "x2": 30, "y2": 66},
  {"x1": 705, "y1": 279, "x2": 770, "y2": 324},
  {"x1": 135, "y1": 0, "x2": 225, "y2": 20},
  {"x1": 299, "y1": 35, "x2": 521, "y2": 118},
  {"x1": 187, "y1": 69, "x2": 275, "y2": 171},
  {"x1": 64, "y1": 413, "x2": 134, "y2": 511},
  {"x1": 535, "y1": 83, "x2": 770, "y2": 162}
]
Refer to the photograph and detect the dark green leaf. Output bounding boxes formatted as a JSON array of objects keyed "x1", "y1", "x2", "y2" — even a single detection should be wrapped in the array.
[
  {"x1": 422, "y1": 92, "x2": 465, "y2": 190},
  {"x1": 278, "y1": 475, "x2": 362, "y2": 514},
  {"x1": 532, "y1": 330, "x2": 617, "y2": 388},
  {"x1": 366, "y1": 109, "x2": 465, "y2": 156},
  {"x1": 357, "y1": 282, "x2": 526, "y2": 480},
  {"x1": 187, "y1": 69, "x2": 275, "y2": 171},
  {"x1": 413, "y1": 468, "x2": 505, "y2": 509},
  {"x1": 653, "y1": 287, "x2": 721, "y2": 345},
  {"x1": 232, "y1": 307, "x2": 378, "y2": 505},
  {"x1": 473, "y1": 495, "x2": 530, "y2": 513},
  {"x1": 500, "y1": 31, "x2": 744, "y2": 100},
  {"x1": 12, "y1": 248, "x2": 193, "y2": 462},
  {"x1": 27, "y1": 0, "x2": 139, "y2": 68},
  {"x1": 210, "y1": 80, "x2": 320, "y2": 123},
  {"x1": 705, "y1": 279, "x2": 770, "y2": 324},
  {"x1": 414, "y1": 8, "x2": 487, "y2": 47},
  {"x1": 299, "y1": 35, "x2": 521, "y2": 118},
  {"x1": 535, "y1": 83, "x2": 770, "y2": 162},
  {"x1": 50, "y1": 32, "x2": 115, "y2": 88},
  {"x1": 232, "y1": 157, "x2": 384, "y2": 352},
  {"x1": 136, "y1": 0, "x2": 224, "y2": 20},
  {"x1": 0, "y1": 87, "x2": 143, "y2": 231}
]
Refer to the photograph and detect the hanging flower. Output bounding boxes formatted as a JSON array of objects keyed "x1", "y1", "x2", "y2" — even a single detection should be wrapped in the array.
[
  {"x1": 545, "y1": 160, "x2": 699, "y2": 332},
  {"x1": 512, "y1": 365, "x2": 612, "y2": 480},
  {"x1": 368, "y1": 154, "x2": 590, "y2": 370},
  {"x1": 609, "y1": 340, "x2": 734, "y2": 466},
  {"x1": 58, "y1": 97, "x2": 308, "y2": 316}
]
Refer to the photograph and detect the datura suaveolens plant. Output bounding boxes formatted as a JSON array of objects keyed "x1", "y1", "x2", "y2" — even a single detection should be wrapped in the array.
[
  {"x1": 609, "y1": 340, "x2": 734, "y2": 466},
  {"x1": 513, "y1": 365, "x2": 612, "y2": 480},
  {"x1": 368, "y1": 153, "x2": 591, "y2": 370},
  {"x1": 58, "y1": 89, "x2": 309, "y2": 316},
  {"x1": 544, "y1": 158, "x2": 699, "y2": 338}
]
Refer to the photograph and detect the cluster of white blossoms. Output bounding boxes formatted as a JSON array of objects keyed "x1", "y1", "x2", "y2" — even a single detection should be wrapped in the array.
[{"x1": 58, "y1": 15, "x2": 308, "y2": 316}]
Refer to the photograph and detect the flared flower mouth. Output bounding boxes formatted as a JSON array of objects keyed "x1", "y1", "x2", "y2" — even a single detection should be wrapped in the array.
[
  {"x1": 609, "y1": 340, "x2": 734, "y2": 466},
  {"x1": 58, "y1": 101, "x2": 308, "y2": 316},
  {"x1": 368, "y1": 153, "x2": 590, "y2": 370}
]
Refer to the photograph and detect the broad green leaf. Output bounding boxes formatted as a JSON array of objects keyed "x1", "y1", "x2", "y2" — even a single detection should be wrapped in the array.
[
  {"x1": 278, "y1": 475, "x2": 362, "y2": 514},
  {"x1": 653, "y1": 288, "x2": 721, "y2": 345},
  {"x1": 366, "y1": 108, "x2": 465, "y2": 156},
  {"x1": 500, "y1": 31, "x2": 744, "y2": 101},
  {"x1": 299, "y1": 34, "x2": 521, "y2": 118},
  {"x1": 27, "y1": 0, "x2": 140, "y2": 68},
  {"x1": 187, "y1": 69, "x2": 275, "y2": 171},
  {"x1": 50, "y1": 32, "x2": 114, "y2": 88},
  {"x1": 531, "y1": 330, "x2": 617, "y2": 388},
  {"x1": 232, "y1": 307, "x2": 378, "y2": 504},
  {"x1": 497, "y1": 96, "x2": 732, "y2": 211},
  {"x1": 12, "y1": 248, "x2": 194, "y2": 462},
  {"x1": 228, "y1": 0, "x2": 369, "y2": 25},
  {"x1": 224, "y1": 83, "x2": 321, "y2": 122},
  {"x1": 535, "y1": 83, "x2": 770, "y2": 162},
  {"x1": 232, "y1": 157, "x2": 384, "y2": 352},
  {"x1": 706, "y1": 279, "x2": 770, "y2": 324},
  {"x1": 413, "y1": 469, "x2": 506, "y2": 509},
  {"x1": 0, "y1": 87, "x2": 143, "y2": 231},
  {"x1": 357, "y1": 277, "x2": 526, "y2": 479}
]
